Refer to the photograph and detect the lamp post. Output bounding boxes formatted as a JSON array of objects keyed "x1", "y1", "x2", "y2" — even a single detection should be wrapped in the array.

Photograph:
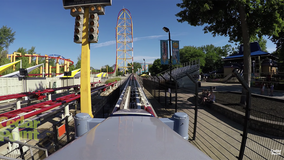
[
  {"x1": 143, "y1": 59, "x2": 146, "y2": 73},
  {"x1": 163, "y1": 26, "x2": 172, "y2": 105}
]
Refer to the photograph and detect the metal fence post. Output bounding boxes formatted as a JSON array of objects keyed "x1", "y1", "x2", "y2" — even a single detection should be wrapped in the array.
[
  {"x1": 175, "y1": 78, "x2": 178, "y2": 113},
  {"x1": 153, "y1": 77, "x2": 156, "y2": 99},
  {"x1": 165, "y1": 89, "x2": 167, "y2": 107},
  {"x1": 65, "y1": 116, "x2": 70, "y2": 143},
  {"x1": 186, "y1": 73, "x2": 198, "y2": 140},
  {"x1": 53, "y1": 125, "x2": 59, "y2": 151},
  {"x1": 29, "y1": 146, "x2": 34, "y2": 160},
  {"x1": 157, "y1": 76, "x2": 160, "y2": 103},
  {"x1": 160, "y1": 75, "x2": 167, "y2": 107},
  {"x1": 168, "y1": 73, "x2": 178, "y2": 113},
  {"x1": 19, "y1": 144, "x2": 25, "y2": 160},
  {"x1": 232, "y1": 70, "x2": 251, "y2": 160}
]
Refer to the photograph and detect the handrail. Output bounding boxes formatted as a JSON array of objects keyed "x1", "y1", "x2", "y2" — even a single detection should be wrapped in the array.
[
  {"x1": 155, "y1": 60, "x2": 198, "y2": 76},
  {"x1": 0, "y1": 155, "x2": 21, "y2": 160}
]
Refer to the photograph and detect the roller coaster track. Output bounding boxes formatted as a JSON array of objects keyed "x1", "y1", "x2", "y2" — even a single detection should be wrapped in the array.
[
  {"x1": 111, "y1": 74, "x2": 157, "y2": 117},
  {"x1": 0, "y1": 81, "x2": 117, "y2": 129}
]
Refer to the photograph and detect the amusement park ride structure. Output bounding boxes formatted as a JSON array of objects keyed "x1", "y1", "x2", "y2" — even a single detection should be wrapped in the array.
[
  {"x1": 6, "y1": 52, "x2": 74, "y2": 77},
  {"x1": 3, "y1": 8, "x2": 134, "y2": 77},
  {"x1": 116, "y1": 8, "x2": 134, "y2": 74}
]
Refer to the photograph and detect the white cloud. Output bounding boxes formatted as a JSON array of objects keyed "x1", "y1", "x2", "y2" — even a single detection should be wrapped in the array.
[
  {"x1": 134, "y1": 55, "x2": 159, "y2": 64},
  {"x1": 91, "y1": 34, "x2": 165, "y2": 48},
  {"x1": 212, "y1": 39, "x2": 228, "y2": 45},
  {"x1": 133, "y1": 35, "x2": 165, "y2": 41},
  {"x1": 92, "y1": 40, "x2": 116, "y2": 48},
  {"x1": 266, "y1": 47, "x2": 276, "y2": 53}
]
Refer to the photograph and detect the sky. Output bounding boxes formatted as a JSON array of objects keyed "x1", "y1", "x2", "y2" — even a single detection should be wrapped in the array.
[{"x1": 0, "y1": 0, "x2": 277, "y2": 70}]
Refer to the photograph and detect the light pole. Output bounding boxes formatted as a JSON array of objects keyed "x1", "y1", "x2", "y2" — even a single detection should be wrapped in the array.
[
  {"x1": 143, "y1": 59, "x2": 146, "y2": 73},
  {"x1": 163, "y1": 26, "x2": 172, "y2": 105}
]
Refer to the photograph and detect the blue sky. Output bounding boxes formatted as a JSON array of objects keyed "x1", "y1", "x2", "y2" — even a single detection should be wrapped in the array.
[{"x1": 1, "y1": 0, "x2": 277, "y2": 69}]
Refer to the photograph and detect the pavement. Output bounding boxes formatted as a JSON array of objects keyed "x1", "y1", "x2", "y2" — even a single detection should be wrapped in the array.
[{"x1": 144, "y1": 81, "x2": 284, "y2": 160}]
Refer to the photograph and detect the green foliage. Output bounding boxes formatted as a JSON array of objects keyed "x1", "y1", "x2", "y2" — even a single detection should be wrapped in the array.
[
  {"x1": 105, "y1": 78, "x2": 121, "y2": 84},
  {"x1": 0, "y1": 50, "x2": 11, "y2": 75},
  {"x1": 272, "y1": 49, "x2": 284, "y2": 71},
  {"x1": 222, "y1": 44, "x2": 237, "y2": 56},
  {"x1": 200, "y1": 45, "x2": 227, "y2": 73},
  {"x1": 100, "y1": 65, "x2": 113, "y2": 72},
  {"x1": 180, "y1": 46, "x2": 206, "y2": 66},
  {"x1": 149, "y1": 59, "x2": 169, "y2": 76},
  {"x1": 0, "y1": 26, "x2": 16, "y2": 75},
  {"x1": 116, "y1": 71, "x2": 123, "y2": 76},
  {"x1": 0, "y1": 25, "x2": 15, "y2": 49},
  {"x1": 127, "y1": 62, "x2": 141, "y2": 73},
  {"x1": 149, "y1": 44, "x2": 232, "y2": 75},
  {"x1": 176, "y1": 0, "x2": 284, "y2": 89},
  {"x1": 0, "y1": 50, "x2": 9, "y2": 65},
  {"x1": 69, "y1": 65, "x2": 75, "y2": 71},
  {"x1": 270, "y1": 29, "x2": 284, "y2": 67},
  {"x1": 176, "y1": 0, "x2": 284, "y2": 43},
  {"x1": 75, "y1": 56, "x2": 81, "y2": 69}
]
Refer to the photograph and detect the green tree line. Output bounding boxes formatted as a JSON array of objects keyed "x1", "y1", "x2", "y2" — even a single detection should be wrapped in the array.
[{"x1": 149, "y1": 36, "x2": 268, "y2": 76}]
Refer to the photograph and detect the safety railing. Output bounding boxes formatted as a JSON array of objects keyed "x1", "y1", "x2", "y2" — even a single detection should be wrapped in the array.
[
  {"x1": 52, "y1": 116, "x2": 75, "y2": 151},
  {"x1": 157, "y1": 59, "x2": 200, "y2": 83},
  {"x1": 2, "y1": 137, "x2": 49, "y2": 160}
]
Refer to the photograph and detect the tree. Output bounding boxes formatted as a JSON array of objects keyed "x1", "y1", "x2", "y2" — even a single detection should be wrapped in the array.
[
  {"x1": 0, "y1": 25, "x2": 15, "y2": 51},
  {"x1": 107, "y1": 66, "x2": 114, "y2": 72},
  {"x1": 149, "y1": 59, "x2": 169, "y2": 76},
  {"x1": 0, "y1": 50, "x2": 9, "y2": 65},
  {"x1": 0, "y1": 50, "x2": 10, "y2": 75},
  {"x1": 176, "y1": 0, "x2": 284, "y2": 81},
  {"x1": 0, "y1": 26, "x2": 16, "y2": 75},
  {"x1": 75, "y1": 55, "x2": 81, "y2": 69},
  {"x1": 176, "y1": 0, "x2": 284, "y2": 105},
  {"x1": 198, "y1": 44, "x2": 228, "y2": 73},
  {"x1": 270, "y1": 30, "x2": 284, "y2": 71},
  {"x1": 69, "y1": 64, "x2": 75, "y2": 71},
  {"x1": 127, "y1": 62, "x2": 142, "y2": 73},
  {"x1": 180, "y1": 46, "x2": 206, "y2": 67}
]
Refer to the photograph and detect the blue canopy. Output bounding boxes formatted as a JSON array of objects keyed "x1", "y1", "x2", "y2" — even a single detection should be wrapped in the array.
[{"x1": 224, "y1": 50, "x2": 269, "y2": 59}]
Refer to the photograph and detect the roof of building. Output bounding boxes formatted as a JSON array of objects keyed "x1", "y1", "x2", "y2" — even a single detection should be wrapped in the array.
[
  {"x1": 223, "y1": 41, "x2": 275, "y2": 60},
  {"x1": 224, "y1": 50, "x2": 270, "y2": 60}
]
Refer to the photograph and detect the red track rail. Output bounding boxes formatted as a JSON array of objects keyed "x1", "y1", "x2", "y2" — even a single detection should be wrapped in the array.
[
  {"x1": 0, "y1": 89, "x2": 55, "y2": 101},
  {"x1": 0, "y1": 94, "x2": 79, "y2": 128},
  {"x1": 0, "y1": 81, "x2": 117, "y2": 128},
  {"x1": 0, "y1": 81, "x2": 101, "y2": 102},
  {"x1": 103, "y1": 80, "x2": 117, "y2": 91}
]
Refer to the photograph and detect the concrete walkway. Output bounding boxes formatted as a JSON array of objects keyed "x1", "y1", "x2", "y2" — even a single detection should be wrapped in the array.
[{"x1": 144, "y1": 83, "x2": 284, "y2": 160}]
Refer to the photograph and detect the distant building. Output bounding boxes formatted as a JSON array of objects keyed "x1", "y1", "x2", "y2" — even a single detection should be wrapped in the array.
[{"x1": 223, "y1": 42, "x2": 278, "y2": 77}]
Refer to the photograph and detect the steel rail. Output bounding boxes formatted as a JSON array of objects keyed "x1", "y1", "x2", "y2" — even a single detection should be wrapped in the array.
[{"x1": 0, "y1": 81, "x2": 117, "y2": 129}]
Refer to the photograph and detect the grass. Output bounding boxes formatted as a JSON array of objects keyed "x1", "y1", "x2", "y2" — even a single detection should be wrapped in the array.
[{"x1": 105, "y1": 78, "x2": 121, "y2": 84}]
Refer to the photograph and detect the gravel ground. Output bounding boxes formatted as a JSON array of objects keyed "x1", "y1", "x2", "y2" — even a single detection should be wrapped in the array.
[{"x1": 215, "y1": 92, "x2": 284, "y2": 121}]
